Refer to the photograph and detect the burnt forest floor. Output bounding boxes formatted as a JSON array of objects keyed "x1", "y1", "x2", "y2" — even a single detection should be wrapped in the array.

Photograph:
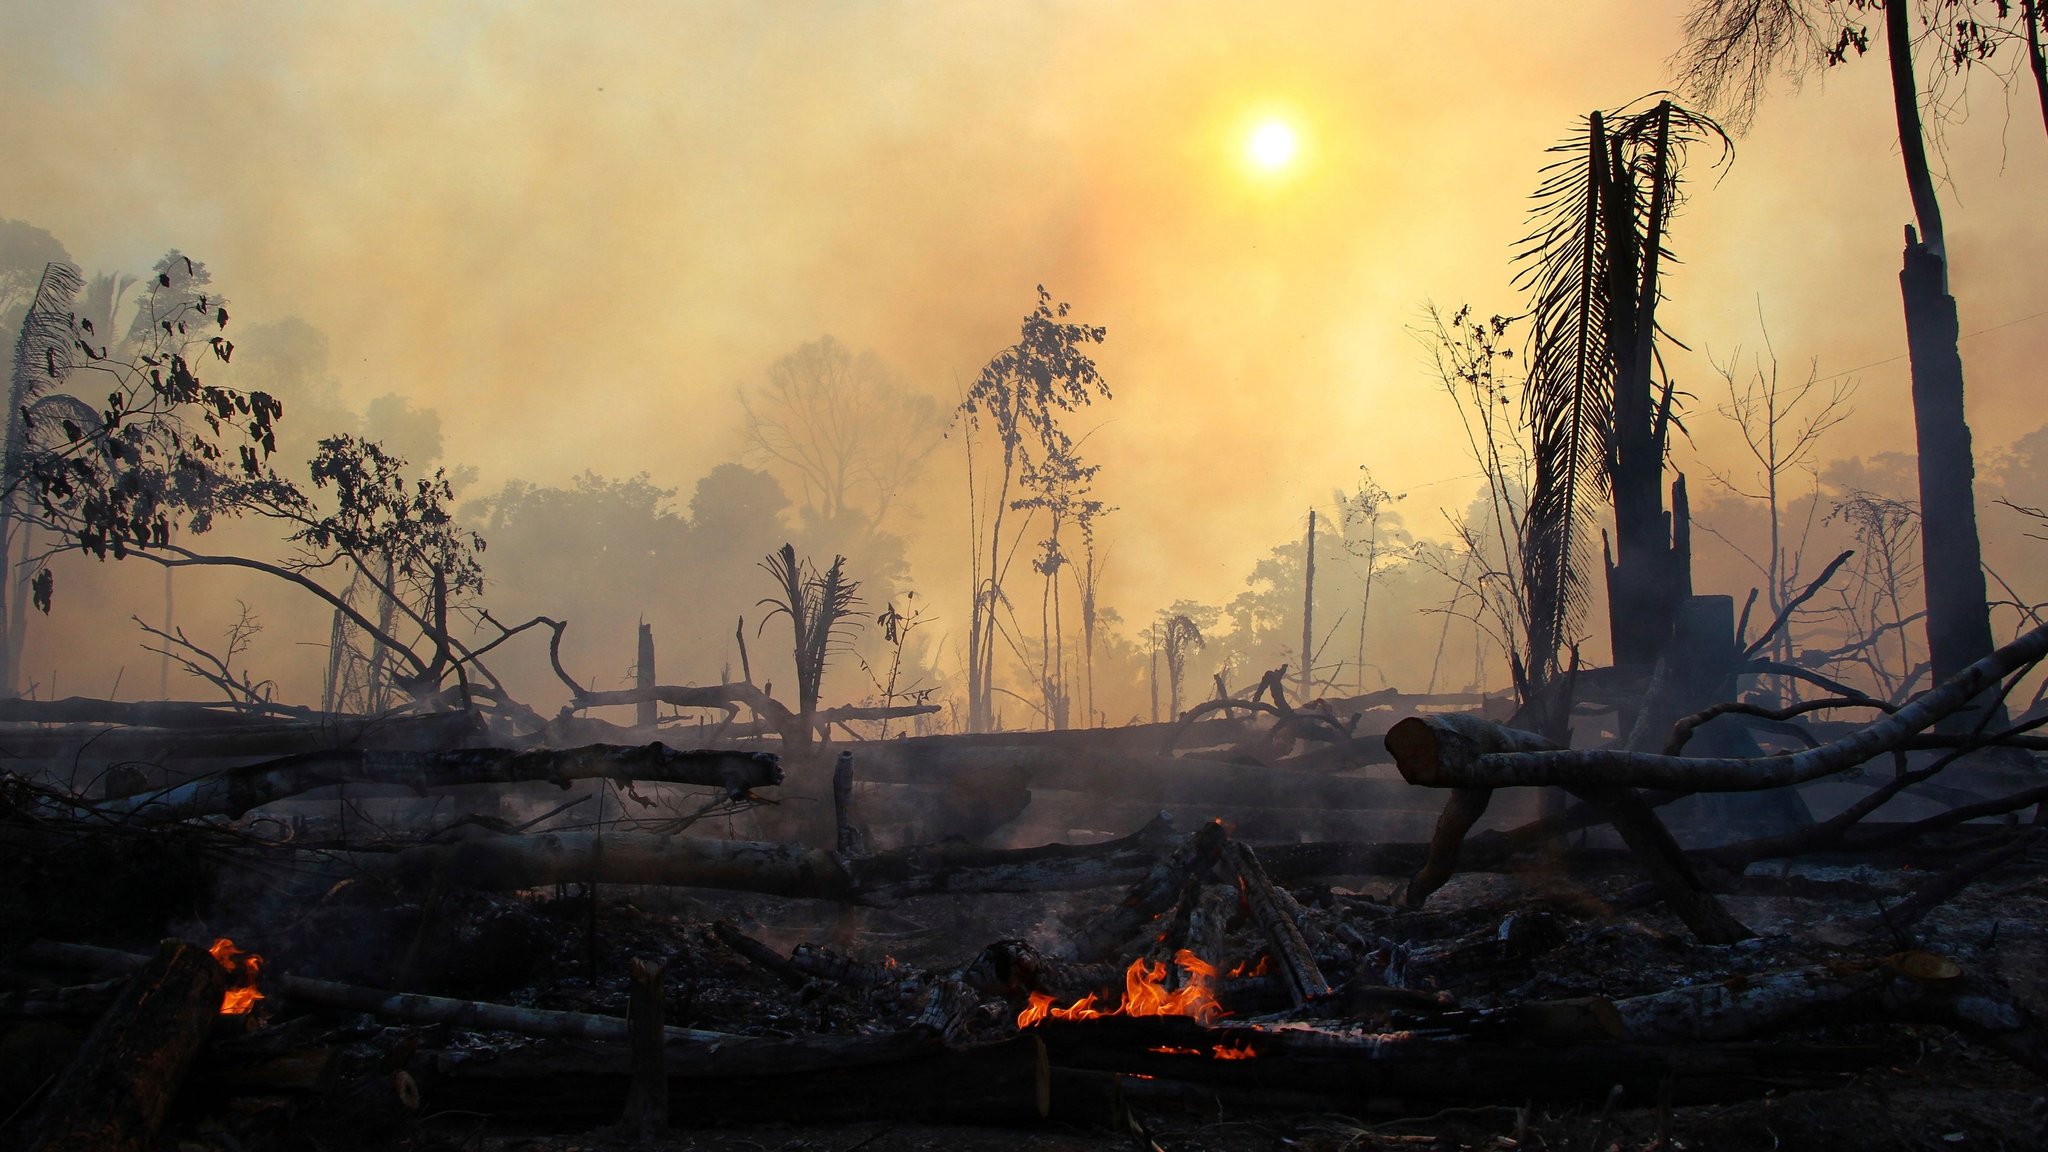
[{"x1": 140, "y1": 839, "x2": 2048, "y2": 1152}]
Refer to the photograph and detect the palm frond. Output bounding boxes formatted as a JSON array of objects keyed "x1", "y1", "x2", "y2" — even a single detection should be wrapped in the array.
[{"x1": 1514, "y1": 115, "x2": 1613, "y2": 678}]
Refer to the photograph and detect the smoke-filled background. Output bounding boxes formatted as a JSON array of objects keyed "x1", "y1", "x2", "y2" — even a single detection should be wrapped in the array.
[{"x1": 3, "y1": 0, "x2": 2047, "y2": 724}]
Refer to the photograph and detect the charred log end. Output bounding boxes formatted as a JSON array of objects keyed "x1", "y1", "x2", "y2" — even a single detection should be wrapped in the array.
[
  {"x1": 1384, "y1": 716, "x2": 1444, "y2": 784},
  {"x1": 21, "y1": 938, "x2": 228, "y2": 1152}
]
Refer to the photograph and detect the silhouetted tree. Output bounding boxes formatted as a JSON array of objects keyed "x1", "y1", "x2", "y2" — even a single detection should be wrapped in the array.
[
  {"x1": 1010, "y1": 441, "x2": 1106, "y2": 728},
  {"x1": 1337, "y1": 470, "x2": 1409, "y2": 694},
  {"x1": 1158, "y1": 606, "x2": 1210, "y2": 719},
  {"x1": 758, "y1": 543, "x2": 862, "y2": 751},
  {"x1": 1675, "y1": 0, "x2": 1998, "y2": 697},
  {"x1": 1699, "y1": 324, "x2": 1855, "y2": 701},
  {"x1": 1517, "y1": 98, "x2": 1728, "y2": 684},
  {"x1": 739, "y1": 335, "x2": 941, "y2": 532},
  {"x1": 959, "y1": 286, "x2": 1109, "y2": 732}
]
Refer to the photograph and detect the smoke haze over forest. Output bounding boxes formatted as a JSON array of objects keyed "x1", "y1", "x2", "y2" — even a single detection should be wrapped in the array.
[{"x1": 4, "y1": 0, "x2": 2048, "y2": 724}]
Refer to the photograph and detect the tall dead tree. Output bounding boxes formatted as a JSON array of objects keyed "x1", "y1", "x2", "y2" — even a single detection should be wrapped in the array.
[
  {"x1": 1674, "y1": 1, "x2": 1996, "y2": 698},
  {"x1": 1883, "y1": 4, "x2": 1996, "y2": 700},
  {"x1": 1299, "y1": 508, "x2": 1316, "y2": 701}
]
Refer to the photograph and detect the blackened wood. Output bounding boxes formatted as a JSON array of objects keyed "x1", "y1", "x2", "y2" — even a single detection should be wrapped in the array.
[
  {"x1": 711, "y1": 921, "x2": 810, "y2": 988},
  {"x1": 1062, "y1": 819, "x2": 1227, "y2": 962},
  {"x1": 1383, "y1": 623, "x2": 2048, "y2": 790},
  {"x1": 615, "y1": 956, "x2": 668, "y2": 1143},
  {"x1": 1220, "y1": 841, "x2": 1331, "y2": 1007},
  {"x1": 101, "y1": 742, "x2": 782, "y2": 822},
  {"x1": 23, "y1": 940, "x2": 731, "y2": 1045},
  {"x1": 19, "y1": 939, "x2": 226, "y2": 1152},
  {"x1": 1571, "y1": 784, "x2": 1753, "y2": 944},
  {"x1": 832, "y1": 749, "x2": 866, "y2": 856},
  {"x1": 1400, "y1": 786, "x2": 1494, "y2": 908}
]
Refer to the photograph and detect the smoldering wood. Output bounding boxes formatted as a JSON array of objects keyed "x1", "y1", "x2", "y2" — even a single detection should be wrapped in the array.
[
  {"x1": 96, "y1": 743, "x2": 783, "y2": 822},
  {"x1": 18, "y1": 939, "x2": 227, "y2": 1152},
  {"x1": 22, "y1": 940, "x2": 733, "y2": 1045},
  {"x1": 1221, "y1": 840, "x2": 1332, "y2": 1007},
  {"x1": 411, "y1": 1016, "x2": 1885, "y2": 1129}
]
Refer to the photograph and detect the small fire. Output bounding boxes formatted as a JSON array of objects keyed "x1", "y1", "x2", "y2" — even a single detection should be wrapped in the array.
[
  {"x1": 1017, "y1": 950, "x2": 1226, "y2": 1028},
  {"x1": 1226, "y1": 955, "x2": 1271, "y2": 978},
  {"x1": 208, "y1": 938, "x2": 265, "y2": 1015}
]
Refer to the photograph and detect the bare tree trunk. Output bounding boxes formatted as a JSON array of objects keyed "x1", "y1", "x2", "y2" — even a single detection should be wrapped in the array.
[
  {"x1": 2027, "y1": 1, "x2": 2048, "y2": 139},
  {"x1": 635, "y1": 622, "x2": 656, "y2": 728},
  {"x1": 1605, "y1": 102, "x2": 1689, "y2": 671},
  {"x1": 1299, "y1": 509, "x2": 1316, "y2": 701},
  {"x1": 1885, "y1": 2, "x2": 1995, "y2": 705},
  {"x1": 1149, "y1": 640, "x2": 1159, "y2": 724}
]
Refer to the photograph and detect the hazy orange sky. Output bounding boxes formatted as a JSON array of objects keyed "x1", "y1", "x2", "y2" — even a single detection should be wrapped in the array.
[{"x1": 4, "y1": 0, "x2": 2046, "y2": 676}]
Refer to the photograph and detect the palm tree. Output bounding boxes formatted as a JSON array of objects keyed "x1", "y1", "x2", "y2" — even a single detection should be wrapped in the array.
[{"x1": 1515, "y1": 98, "x2": 1728, "y2": 689}]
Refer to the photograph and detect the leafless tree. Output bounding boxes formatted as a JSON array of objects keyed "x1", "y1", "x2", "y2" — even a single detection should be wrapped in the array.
[
  {"x1": 739, "y1": 336, "x2": 942, "y2": 531},
  {"x1": 1697, "y1": 317, "x2": 1856, "y2": 701}
]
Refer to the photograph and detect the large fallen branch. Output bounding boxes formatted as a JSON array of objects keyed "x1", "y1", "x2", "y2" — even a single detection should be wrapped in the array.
[
  {"x1": 339, "y1": 813, "x2": 1187, "y2": 902},
  {"x1": 1385, "y1": 619, "x2": 2048, "y2": 791},
  {"x1": 95, "y1": 743, "x2": 782, "y2": 822}
]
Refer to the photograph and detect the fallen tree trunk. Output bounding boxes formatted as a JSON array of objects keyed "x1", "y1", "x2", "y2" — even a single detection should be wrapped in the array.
[
  {"x1": 0, "y1": 709, "x2": 485, "y2": 762},
  {"x1": 1384, "y1": 620, "x2": 2048, "y2": 791},
  {"x1": 339, "y1": 813, "x2": 1188, "y2": 902},
  {"x1": 96, "y1": 743, "x2": 782, "y2": 822},
  {"x1": 22, "y1": 940, "x2": 733, "y2": 1045}
]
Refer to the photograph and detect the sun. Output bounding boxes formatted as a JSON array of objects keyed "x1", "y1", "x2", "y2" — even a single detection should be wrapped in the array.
[{"x1": 1245, "y1": 119, "x2": 1299, "y2": 173}]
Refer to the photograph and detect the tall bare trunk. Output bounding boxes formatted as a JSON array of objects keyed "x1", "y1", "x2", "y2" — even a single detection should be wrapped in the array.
[
  {"x1": 1300, "y1": 509, "x2": 1316, "y2": 701},
  {"x1": 1885, "y1": 1, "x2": 1995, "y2": 703},
  {"x1": 636, "y1": 622, "x2": 656, "y2": 728}
]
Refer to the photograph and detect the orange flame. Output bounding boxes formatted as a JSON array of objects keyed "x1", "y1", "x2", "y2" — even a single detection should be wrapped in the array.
[
  {"x1": 1017, "y1": 950, "x2": 1226, "y2": 1028},
  {"x1": 1212, "y1": 1037, "x2": 1257, "y2": 1060},
  {"x1": 208, "y1": 938, "x2": 265, "y2": 1015},
  {"x1": 1227, "y1": 955, "x2": 1271, "y2": 978}
]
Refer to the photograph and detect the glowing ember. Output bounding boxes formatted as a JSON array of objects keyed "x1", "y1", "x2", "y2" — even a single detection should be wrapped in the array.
[
  {"x1": 1212, "y1": 1038, "x2": 1257, "y2": 1060},
  {"x1": 1017, "y1": 950, "x2": 1226, "y2": 1028},
  {"x1": 208, "y1": 938, "x2": 265, "y2": 1015},
  {"x1": 1227, "y1": 955, "x2": 1271, "y2": 978}
]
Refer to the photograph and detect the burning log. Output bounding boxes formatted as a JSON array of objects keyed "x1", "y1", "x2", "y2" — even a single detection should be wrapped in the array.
[
  {"x1": 1220, "y1": 840, "x2": 1332, "y2": 1008},
  {"x1": 17, "y1": 938, "x2": 227, "y2": 1152},
  {"x1": 23, "y1": 940, "x2": 732, "y2": 1045},
  {"x1": 99, "y1": 743, "x2": 782, "y2": 822}
]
